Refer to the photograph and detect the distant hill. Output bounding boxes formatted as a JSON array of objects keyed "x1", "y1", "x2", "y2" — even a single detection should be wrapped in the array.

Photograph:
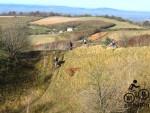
[{"x1": 0, "y1": 4, "x2": 150, "y2": 21}]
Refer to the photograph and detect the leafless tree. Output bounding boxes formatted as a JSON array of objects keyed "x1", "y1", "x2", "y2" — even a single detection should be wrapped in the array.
[
  {"x1": 79, "y1": 66, "x2": 125, "y2": 113},
  {"x1": 1, "y1": 26, "x2": 30, "y2": 61}
]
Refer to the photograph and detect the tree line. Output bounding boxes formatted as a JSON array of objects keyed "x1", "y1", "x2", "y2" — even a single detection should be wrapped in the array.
[{"x1": 0, "y1": 11, "x2": 72, "y2": 17}]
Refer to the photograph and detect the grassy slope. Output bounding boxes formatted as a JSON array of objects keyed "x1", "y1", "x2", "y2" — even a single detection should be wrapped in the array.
[
  {"x1": 28, "y1": 46, "x2": 150, "y2": 113},
  {"x1": 87, "y1": 18, "x2": 149, "y2": 41},
  {"x1": 106, "y1": 29, "x2": 150, "y2": 40},
  {"x1": 0, "y1": 16, "x2": 41, "y2": 29},
  {"x1": 94, "y1": 17, "x2": 142, "y2": 29},
  {"x1": 29, "y1": 34, "x2": 66, "y2": 45},
  {"x1": 31, "y1": 16, "x2": 142, "y2": 29},
  {"x1": 0, "y1": 51, "x2": 57, "y2": 113},
  {"x1": 90, "y1": 29, "x2": 150, "y2": 41}
]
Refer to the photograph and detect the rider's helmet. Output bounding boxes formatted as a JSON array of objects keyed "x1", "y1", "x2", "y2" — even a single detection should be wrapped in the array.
[{"x1": 133, "y1": 80, "x2": 137, "y2": 84}]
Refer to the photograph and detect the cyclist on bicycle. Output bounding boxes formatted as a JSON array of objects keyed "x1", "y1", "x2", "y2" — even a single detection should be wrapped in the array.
[{"x1": 128, "y1": 80, "x2": 140, "y2": 92}]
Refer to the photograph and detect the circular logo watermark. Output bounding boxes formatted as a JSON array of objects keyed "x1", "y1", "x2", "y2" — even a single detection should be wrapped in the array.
[{"x1": 138, "y1": 89, "x2": 149, "y2": 100}]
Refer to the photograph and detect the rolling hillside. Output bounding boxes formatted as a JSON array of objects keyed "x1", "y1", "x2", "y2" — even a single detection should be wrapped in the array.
[
  {"x1": 0, "y1": 16, "x2": 41, "y2": 29},
  {"x1": 89, "y1": 29, "x2": 150, "y2": 41},
  {"x1": 25, "y1": 45, "x2": 150, "y2": 113},
  {"x1": 31, "y1": 16, "x2": 142, "y2": 29},
  {"x1": 0, "y1": 15, "x2": 150, "y2": 113}
]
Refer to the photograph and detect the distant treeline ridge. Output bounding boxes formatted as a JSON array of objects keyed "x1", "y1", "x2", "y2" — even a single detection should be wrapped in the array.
[{"x1": 1, "y1": 11, "x2": 149, "y2": 26}]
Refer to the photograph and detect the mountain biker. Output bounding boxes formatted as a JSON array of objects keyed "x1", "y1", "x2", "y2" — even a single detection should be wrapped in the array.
[
  {"x1": 83, "y1": 38, "x2": 87, "y2": 44},
  {"x1": 108, "y1": 39, "x2": 117, "y2": 48},
  {"x1": 69, "y1": 41, "x2": 73, "y2": 50},
  {"x1": 54, "y1": 56, "x2": 59, "y2": 68}
]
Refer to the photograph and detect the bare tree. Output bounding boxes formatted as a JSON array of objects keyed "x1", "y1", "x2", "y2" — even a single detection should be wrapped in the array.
[
  {"x1": 1, "y1": 26, "x2": 29, "y2": 61},
  {"x1": 79, "y1": 66, "x2": 125, "y2": 113},
  {"x1": 90, "y1": 68, "x2": 118, "y2": 113}
]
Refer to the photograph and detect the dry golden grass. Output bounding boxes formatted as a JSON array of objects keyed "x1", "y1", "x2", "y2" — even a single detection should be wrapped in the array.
[
  {"x1": 31, "y1": 16, "x2": 141, "y2": 29},
  {"x1": 31, "y1": 16, "x2": 82, "y2": 25},
  {"x1": 89, "y1": 29, "x2": 150, "y2": 41},
  {"x1": 28, "y1": 45, "x2": 150, "y2": 113},
  {"x1": 0, "y1": 16, "x2": 41, "y2": 29},
  {"x1": 96, "y1": 17, "x2": 142, "y2": 29},
  {"x1": 29, "y1": 34, "x2": 66, "y2": 45}
]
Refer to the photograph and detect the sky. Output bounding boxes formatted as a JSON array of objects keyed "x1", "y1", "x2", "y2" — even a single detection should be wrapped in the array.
[{"x1": 0, "y1": 0, "x2": 150, "y2": 11}]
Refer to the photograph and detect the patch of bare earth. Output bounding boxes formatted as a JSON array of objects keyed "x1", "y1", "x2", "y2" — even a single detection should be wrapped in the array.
[{"x1": 89, "y1": 32, "x2": 108, "y2": 41}]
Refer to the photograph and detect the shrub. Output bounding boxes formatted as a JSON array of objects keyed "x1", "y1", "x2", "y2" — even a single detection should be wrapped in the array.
[{"x1": 101, "y1": 37, "x2": 112, "y2": 46}]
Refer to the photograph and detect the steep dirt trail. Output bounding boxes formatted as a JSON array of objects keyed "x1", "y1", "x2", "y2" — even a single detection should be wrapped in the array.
[{"x1": 21, "y1": 52, "x2": 66, "y2": 113}]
